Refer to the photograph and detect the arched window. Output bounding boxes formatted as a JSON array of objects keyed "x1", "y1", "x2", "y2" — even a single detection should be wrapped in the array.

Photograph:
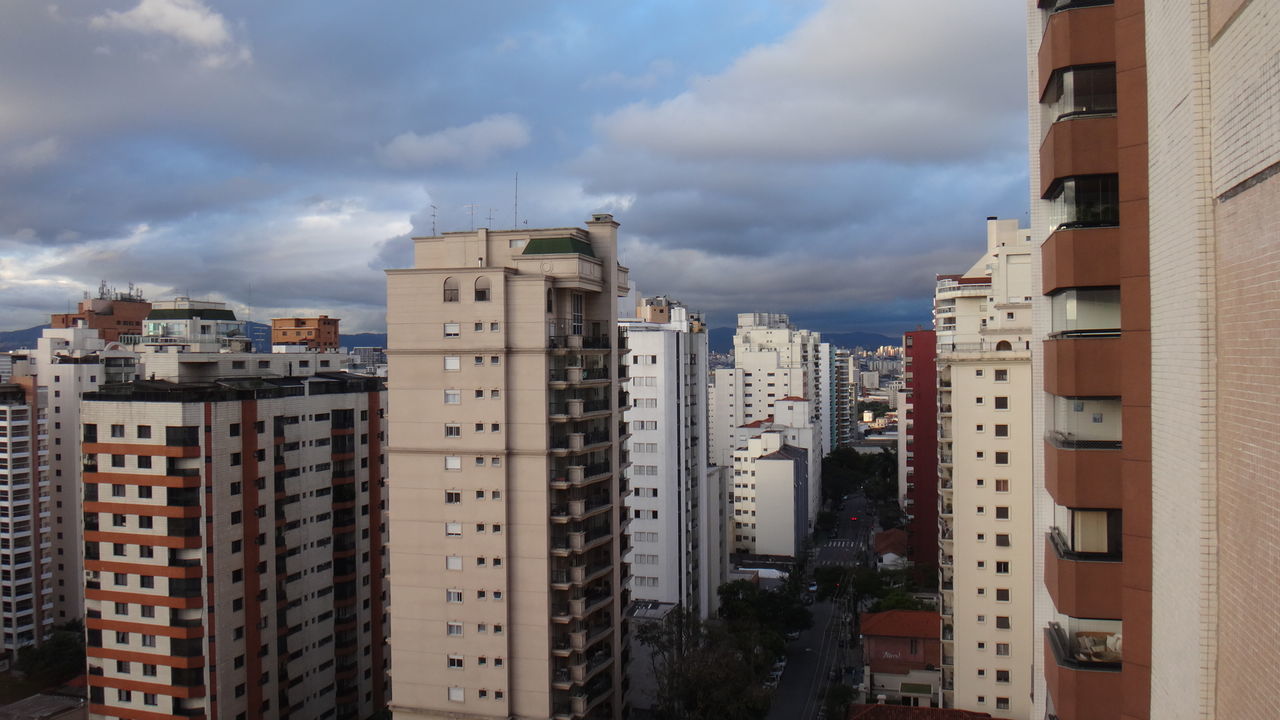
[
  {"x1": 474, "y1": 277, "x2": 491, "y2": 302},
  {"x1": 443, "y1": 277, "x2": 459, "y2": 303},
  {"x1": 996, "y1": 340, "x2": 1013, "y2": 351}
]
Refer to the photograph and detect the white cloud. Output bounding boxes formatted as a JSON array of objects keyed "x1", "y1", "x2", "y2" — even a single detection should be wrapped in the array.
[
  {"x1": 595, "y1": 0, "x2": 1022, "y2": 164},
  {"x1": 378, "y1": 114, "x2": 531, "y2": 168},
  {"x1": 581, "y1": 59, "x2": 675, "y2": 90},
  {"x1": 90, "y1": 0, "x2": 250, "y2": 67},
  {"x1": 9, "y1": 137, "x2": 61, "y2": 169}
]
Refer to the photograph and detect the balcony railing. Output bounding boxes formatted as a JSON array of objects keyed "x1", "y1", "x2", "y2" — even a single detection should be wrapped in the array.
[{"x1": 1048, "y1": 527, "x2": 1121, "y2": 562}]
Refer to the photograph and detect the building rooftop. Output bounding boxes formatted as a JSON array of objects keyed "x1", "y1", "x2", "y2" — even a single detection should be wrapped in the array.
[
  {"x1": 874, "y1": 528, "x2": 910, "y2": 557},
  {"x1": 83, "y1": 372, "x2": 383, "y2": 403},
  {"x1": 739, "y1": 416, "x2": 774, "y2": 429},
  {"x1": 759, "y1": 444, "x2": 807, "y2": 462},
  {"x1": 860, "y1": 610, "x2": 942, "y2": 640},
  {"x1": 0, "y1": 692, "x2": 85, "y2": 720},
  {"x1": 778, "y1": 395, "x2": 807, "y2": 402}
]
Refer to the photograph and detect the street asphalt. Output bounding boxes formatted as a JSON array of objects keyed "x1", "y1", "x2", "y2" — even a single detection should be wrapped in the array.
[{"x1": 764, "y1": 492, "x2": 876, "y2": 720}]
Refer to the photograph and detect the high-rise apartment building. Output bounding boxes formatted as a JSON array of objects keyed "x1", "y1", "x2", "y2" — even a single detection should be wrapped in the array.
[
  {"x1": 79, "y1": 352, "x2": 388, "y2": 720},
  {"x1": 142, "y1": 298, "x2": 252, "y2": 353},
  {"x1": 0, "y1": 382, "x2": 53, "y2": 663},
  {"x1": 273, "y1": 316, "x2": 342, "y2": 350},
  {"x1": 619, "y1": 296, "x2": 723, "y2": 619},
  {"x1": 51, "y1": 284, "x2": 151, "y2": 345},
  {"x1": 934, "y1": 218, "x2": 1034, "y2": 718},
  {"x1": 386, "y1": 214, "x2": 631, "y2": 720},
  {"x1": 833, "y1": 349, "x2": 857, "y2": 447},
  {"x1": 899, "y1": 330, "x2": 937, "y2": 568},
  {"x1": 28, "y1": 329, "x2": 141, "y2": 623},
  {"x1": 1028, "y1": 2, "x2": 1280, "y2": 719}
]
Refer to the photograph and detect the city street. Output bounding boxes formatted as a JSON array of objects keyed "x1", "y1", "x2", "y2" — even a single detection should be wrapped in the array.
[{"x1": 765, "y1": 493, "x2": 877, "y2": 720}]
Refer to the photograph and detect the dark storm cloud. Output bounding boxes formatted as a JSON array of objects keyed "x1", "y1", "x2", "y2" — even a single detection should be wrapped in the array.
[{"x1": 1, "y1": 0, "x2": 1028, "y2": 335}]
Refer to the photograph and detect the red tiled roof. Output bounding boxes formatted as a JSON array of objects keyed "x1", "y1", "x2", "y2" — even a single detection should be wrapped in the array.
[
  {"x1": 779, "y1": 395, "x2": 807, "y2": 401},
  {"x1": 860, "y1": 610, "x2": 940, "y2": 640},
  {"x1": 848, "y1": 705, "x2": 996, "y2": 720},
  {"x1": 874, "y1": 528, "x2": 910, "y2": 556},
  {"x1": 739, "y1": 416, "x2": 774, "y2": 428}
]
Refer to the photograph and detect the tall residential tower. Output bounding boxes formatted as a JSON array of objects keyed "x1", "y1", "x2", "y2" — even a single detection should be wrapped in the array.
[{"x1": 386, "y1": 215, "x2": 631, "y2": 720}]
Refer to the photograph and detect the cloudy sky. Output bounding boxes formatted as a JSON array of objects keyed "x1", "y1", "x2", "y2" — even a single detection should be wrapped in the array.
[{"x1": 0, "y1": 0, "x2": 1029, "y2": 335}]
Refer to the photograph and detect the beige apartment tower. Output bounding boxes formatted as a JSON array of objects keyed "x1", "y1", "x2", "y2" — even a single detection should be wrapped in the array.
[
  {"x1": 935, "y1": 218, "x2": 1035, "y2": 718},
  {"x1": 386, "y1": 215, "x2": 631, "y2": 720}
]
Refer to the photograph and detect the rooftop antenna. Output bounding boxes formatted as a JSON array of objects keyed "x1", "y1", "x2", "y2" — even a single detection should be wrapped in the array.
[
  {"x1": 486, "y1": 207, "x2": 498, "y2": 227},
  {"x1": 513, "y1": 171, "x2": 519, "y2": 228},
  {"x1": 463, "y1": 203, "x2": 480, "y2": 231},
  {"x1": 430, "y1": 204, "x2": 438, "y2": 236}
]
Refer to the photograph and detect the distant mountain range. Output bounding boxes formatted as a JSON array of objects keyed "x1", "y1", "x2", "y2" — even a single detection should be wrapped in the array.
[
  {"x1": 0, "y1": 322, "x2": 390, "y2": 353},
  {"x1": 707, "y1": 327, "x2": 896, "y2": 354}
]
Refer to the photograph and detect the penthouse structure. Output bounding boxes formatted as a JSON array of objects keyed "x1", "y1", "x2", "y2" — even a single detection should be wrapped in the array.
[
  {"x1": 80, "y1": 357, "x2": 388, "y2": 720},
  {"x1": 51, "y1": 284, "x2": 151, "y2": 345},
  {"x1": 273, "y1": 316, "x2": 341, "y2": 351},
  {"x1": 386, "y1": 214, "x2": 631, "y2": 720}
]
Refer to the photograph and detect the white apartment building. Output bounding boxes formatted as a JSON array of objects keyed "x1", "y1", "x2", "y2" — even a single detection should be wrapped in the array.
[
  {"x1": 80, "y1": 352, "x2": 389, "y2": 720},
  {"x1": 936, "y1": 218, "x2": 1034, "y2": 718},
  {"x1": 0, "y1": 382, "x2": 53, "y2": 664},
  {"x1": 21, "y1": 328, "x2": 142, "y2": 624},
  {"x1": 620, "y1": 297, "x2": 724, "y2": 620},
  {"x1": 729, "y1": 398, "x2": 820, "y2": 558},
  {"x1": 386, "y1": 214, "x2": 630, "y2": 720},
  {"x1": 709, "y1": 313, "x2": 828, "y2": 466}
]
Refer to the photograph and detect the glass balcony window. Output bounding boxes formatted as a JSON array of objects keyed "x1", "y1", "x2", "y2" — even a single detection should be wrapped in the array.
[
  {"x1": 1050, "y1": 288, "x2": 1120, "y2": 337},
  {"x1": 1047, "y1": 395, "x2": 1121, "y2": 449},
  {"x1": 1047, "y1": 617, "x2": 1122, "y2": 667},
  {"x1": 1041, "y1": 64, "x2": 1117, "y2": 127},
  {"x1": 1046, "y1": 175, "x2": 1119, "y2": 231},
  {"x1": 1050, "y1": 507, "x2": 1122, "y2": 558}
]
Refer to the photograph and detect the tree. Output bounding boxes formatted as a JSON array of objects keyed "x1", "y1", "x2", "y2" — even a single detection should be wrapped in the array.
[
  {"x1": 825, "y1": 683, "x2": 857, "y2": 719},
  {"x1": 16, "y1": 620, "x2": 85, "y2": 685},
  {"x1": 869, "y1": 590, "x2": 929, "y2": 612},
  {"x1": 636, "y1": 605, "x2": 773, "y2": 720},
  {"x1": 857, "y1": 400, "x2": 891, "y2": 419}
]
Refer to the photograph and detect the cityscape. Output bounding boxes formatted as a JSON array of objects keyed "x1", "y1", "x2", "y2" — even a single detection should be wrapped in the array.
[{"x1": 0, "y1": 2, "x2": 1277, "y2": 720}]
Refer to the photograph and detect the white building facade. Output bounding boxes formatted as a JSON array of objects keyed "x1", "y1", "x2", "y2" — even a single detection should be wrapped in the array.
[
  {"x1": 936, "y1": 218, "x2": 1035, "y2": 718},
  {"x1": 621, "y1": 297, "x2": 724, "y2": 619}
]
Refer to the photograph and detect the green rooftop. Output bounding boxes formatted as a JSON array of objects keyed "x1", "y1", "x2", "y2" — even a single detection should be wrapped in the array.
[{"x1": 521, "y1": 236, "x2": 596, "y2": 258}]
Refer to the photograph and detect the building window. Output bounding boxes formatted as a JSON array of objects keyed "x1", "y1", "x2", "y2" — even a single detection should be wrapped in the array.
[
  {"x1": 996, "y1": 698, "x2": 1010, "y2": 710},
  {"x1": 447, "y1": 622, "x2": 463, "y2": 636},
  {"x1": 996, "y1": 506, "x2": 1010, "y2": 519},
  {"x1": 111, "y1": 424, "x2": 125, "y2": 438},
  {"x1": 446, "y1": 589, "x2": 463, "y2": 603},
  {"x1": 444, "y1": 356, "x2": 461, "y2": 371},
  {"x1": 111, "y1": 454, "x2": 126, "y2": 468},
  {"x1": 443, "y1": 277, "x2": 459, "y2": 302},
  {"x1": 995, "y1": 452, "x2": 1009, "y2": 465},
  {"x1": 1046, "y1": 174, "x2": 1119, "y2": 231},
  {"x1": 448, "y1": 687, "x2": 464, "y2": 702},
  {"x1": 994, "y1": 478, "x2": 1009, "y2": 492},
  {"x1": 137, "y1": 425, "x2": 152, "y2": 439},
  {"x1": 994, "y1": 424, "x2": 1009, "y2": 437},
  {"x1": 445, "y1": 491, "x2": 461, "y2": 504},
  {"x1": 137, "y1": 456, "x2": 152, "y2": 469},
  {"x1": 445, "y1": 523, "x2": 462, "y2": 536},
  {"x1": 444, "y1": 323, "x2": 460, "y2": 337},
  {"x1": 995, "y1": 561, "x2": 1009, "y2": 574},
  {"x1": 996, "y1": 534, "x2": 1011, "y2": 547},
  {"x1": 995, "y1": 643, "x2": 1010, "y2": 656},
  {"x1": 474, "y1": 277, "x2": 491, "y2": 302},
  {"x1": 996, "y1": 616, "x2": 1011, "y2": 630},
  {"x1": 444, "y1": 390, "x2": 461, "y2": 404},
  {"x1": 996, "y1": 588, "x2": 1010, "y2": 602},
  {"x1": 994, "y1": 369, "x2": 1008, "y2": 382},
  {"x1": 448, "y1": 655, "x2": 464, "y2": 669},
  {"x1": 445, "y1": 425, "x2": 461, "y2": 438}
]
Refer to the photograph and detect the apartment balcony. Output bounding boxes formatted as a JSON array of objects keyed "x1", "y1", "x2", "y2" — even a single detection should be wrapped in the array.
[
  {"x1": 1045, "y1": 336, "x2": 1123, "y2": 397},
  {"x1": 1046, "y1": 528, "x2": 1123, "y2": 619},
  {"x1": 1044, "y1": 621, "x2": 1123, "y2": 720},
  {"x1": 1044, "y1": 440, "x2": 1122, "y2": 508},
  {"x1": 1042, "y1": 227, "x2": 1123, "y2": 294}
]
